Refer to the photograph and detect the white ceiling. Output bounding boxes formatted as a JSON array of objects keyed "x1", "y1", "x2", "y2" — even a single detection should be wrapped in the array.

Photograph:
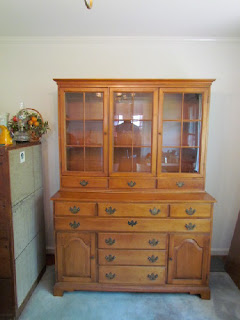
[{"x1": 0, "y1": 0, "x2": 240, "y2": 37}]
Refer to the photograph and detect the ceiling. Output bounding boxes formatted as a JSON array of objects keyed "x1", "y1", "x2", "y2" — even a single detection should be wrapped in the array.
[{"x1": 0, "y1": 0, "x2": 240, "y2": 37}]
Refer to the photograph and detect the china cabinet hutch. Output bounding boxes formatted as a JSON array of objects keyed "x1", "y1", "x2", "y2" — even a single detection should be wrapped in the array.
[{"x1": 52, "y1": 79, "x2": 215, "y2": 299}]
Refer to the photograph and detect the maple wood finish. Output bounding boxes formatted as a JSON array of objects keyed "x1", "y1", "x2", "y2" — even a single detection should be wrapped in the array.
[{"x1": 52, "y1": 79, "x2": 215, "y2": 300}]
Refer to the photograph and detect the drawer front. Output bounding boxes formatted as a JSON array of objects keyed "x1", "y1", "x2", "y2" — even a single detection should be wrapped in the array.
[
  {"x1": 170, "y1": 203, "x2": 211, "y2": 218},
  {"x1": 109, "y1": 178, "x2": 156, "y2": 189},
  {"x1": 61, "y1": 176, "x2": 108, "y2": 189},
  {"x1": 98, "y1": 233, "x2": 167, "y2": 249},
  {"x1": 55, "y1": 202, "x2": 96, "y2": 216},
  {"x1": 99, "y1": 249, "x2": 166, "y2": 266},
  {"x1": 98, "y1": 203, "x2": 168, "y2": 218},
  {"x1": 157, "y1": 178, "x2": 204, "y2": 190},
  {"x1": 99, "y1": 266, "x2": 166, "y2": 284}
]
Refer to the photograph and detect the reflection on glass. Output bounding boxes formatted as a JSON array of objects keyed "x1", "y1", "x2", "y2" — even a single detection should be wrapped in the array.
[
  {"x1": 114, "y1": 120, "x2": 132, "y2": 145},
  {"x1": 183, "y1": 94, "x2": 202, "y2": 120},
  {"x1": 85, "y1": 121, "x2": 103, "y2": 145},
  {"x1": 133, "y1": 93, "x2": 153, "y2": 120},
  {"x1": 114, "y1": 93, "x2": 133, "y2": 119},
  {"x1": 114, "y1": 147, "x2": 132, "y2": 172},
  {"x1": 161, "y1": 148, "x2": 180, "y2": 173},
  {"x1": 163, "y1": 93, "x2": 182, "y2": 120},
  {"x1": 66, "y1": 120, "x2": 84, "y2": 145},
  {"x1": 133, "y1": 121, "x2": 151, "y2": 146},
  {"x1": 133, "y1": 147, "x2": 151, "y2": 172},
  {"x1": 162, "y1": 122, "x2": 181, "y2": 146},
  {"x1": 85, "y1": 92, "x2": 103, "y2": 120},
  {"x1": 181, "y1": 148, "x2": 199, "y2": 173},
  {"x1": 67, "y1": 147, "x2": 84, "y2": 171},
  {"x1": 65, "y1": 93, "x2": 84, "y2": 119},
  {"x1": 182, "y1": 122, "x2": 201, "y2": 147},
  {"x1": 85, "y1": 147, "x2": 103, "y2": 171}
]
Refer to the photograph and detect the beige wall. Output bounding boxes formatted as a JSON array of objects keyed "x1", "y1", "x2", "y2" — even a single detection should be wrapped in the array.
[{"x1": 1, "y1": 37, "x2": 240, "y2": 254}]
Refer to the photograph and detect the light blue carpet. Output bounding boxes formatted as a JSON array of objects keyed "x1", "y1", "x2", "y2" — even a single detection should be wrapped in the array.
[{"x1": 19, "y1": 266, "x2": 240, "y2": 320}]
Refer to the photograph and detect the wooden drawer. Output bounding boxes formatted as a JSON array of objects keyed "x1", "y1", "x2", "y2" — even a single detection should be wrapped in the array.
[
  {"x1": 61, "y1": 176, "x2": 108, "y2": 189},
  {"x1": 170, "y1": 203, "x2": 211, "y2": 218},
  {"x1": 98, "y1": 203, "x2": 168, "y2": 217},
  {"x1": 98, "y1": 233, "x2": 167, "y2": 249},
  {"x1": 109, "y1": 178, "x2": 156, "y2": 189},
  {"x1": 157, "y1": 178, "x2": 204, "y2": 190},
  {"x1": 99, "y1": 266, "x2": 166, "y2": 284},
  {"x1": 55, "y1": 202, "x2": 96, "y2": 216},
  {"x1": 98, "y1": 249, "x2": 166, "y2": 266}
]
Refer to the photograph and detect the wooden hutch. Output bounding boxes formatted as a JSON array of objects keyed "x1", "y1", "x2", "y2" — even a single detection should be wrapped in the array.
[{"x1": 51, "y1": 79, "x2": 216, "y2": 299}]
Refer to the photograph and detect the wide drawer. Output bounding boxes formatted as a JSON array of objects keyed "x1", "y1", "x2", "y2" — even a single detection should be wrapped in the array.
[
  {"x1": 99, "y1": 266, "x2": 166, "y2": 284},
  {"x1": 61, "y1": 176, "x2": 108, "y2": 189},
  {"x1": 109, "y1": 178, "x2": 156, "y2": 189},
  {"x1": 98, "y1": 249, "x2": 166, "y2": 266},
  {"x1": 157, "y1": 178, "x2": 204, "y2": 190},
  {"x1": 98, "y1": 233, "x2": 167, "y2": 249},
  {"x1": 98, "y1": 203, "x2": 168, "y2": 217},
  {"x1": 170, "y1": 203, "x2": 211, "y2": 218},
  {"x1": 55, "y1": 201, "x2": 96, "y2": 216}
]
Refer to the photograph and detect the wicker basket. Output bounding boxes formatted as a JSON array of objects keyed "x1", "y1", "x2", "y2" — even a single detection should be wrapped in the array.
[{"x1": 24, "y1": 108, "x2": 44, "y2": 142}]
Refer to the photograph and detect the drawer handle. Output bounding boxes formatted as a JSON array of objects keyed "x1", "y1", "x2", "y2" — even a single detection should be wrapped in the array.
[
  {"x1": 176, "y1": 181, "x2": 184, "y2": 188},
  {"x1": 105, "y1": 272, "x2": 116, "y2": 280},
  {"x1": 149, "y1": 239, "x2": 159, "y2": 246},
  {"x1": 105, "y1": 254, "x2": 116, "y2": 262},
  {"x1": 147, "y1": 273, "x2": 158, "y2": 281},
  {"x1": 149, "y1": 207, "x2": 161, "y2": 216},
  {"x1": 128, "y1": 220, "x2": 137, "y2": 227},
  {"x1": 105, "y1": 238, "x2": 115, "y2": 246},
  {"x1": 80, "y1": 180, "x2": 88, "y2": 187},
  {"x1": 148, "y1": 255, "x2": 159, "y2": 263},
  {"x1": 185, "y1": 207, "x2": 196, "y2": 216},
  {"x1": 69, "y1": 206, "x2": 80, "y2": 214},
  {"x1": 127, "y1": 181, "x2": 136, "y2": 188},
  {"x1": 185, "y1": 223, "x2": 196, "y2": 230},
  {"x1": 105, "y1": 206, "x2": 116, "y2": 215},
  {"x1": 69, "y1": 221, "x2": 80, "y2": 229}
]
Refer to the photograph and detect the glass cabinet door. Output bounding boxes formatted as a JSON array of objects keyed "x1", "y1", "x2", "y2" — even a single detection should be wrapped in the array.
[
  {"x1": 62, "y1": 89, "x2": 108, "y2": 175},
  {"x1": 110, "y1": 89, "x2": 158, "y2": 175}
]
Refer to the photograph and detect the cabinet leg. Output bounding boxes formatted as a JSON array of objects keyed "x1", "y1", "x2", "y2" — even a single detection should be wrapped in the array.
[
  {"x1": 200, "y1": 289, "x2": 211, "y2": 300},
  {"x1": 54, "y1": 285, "x2": 64, "y2": 297}
]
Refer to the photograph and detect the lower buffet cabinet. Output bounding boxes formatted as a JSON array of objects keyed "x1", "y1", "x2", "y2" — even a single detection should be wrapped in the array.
[{"x1": 52, "y1": 192, "x2": 215, "y2": 300}]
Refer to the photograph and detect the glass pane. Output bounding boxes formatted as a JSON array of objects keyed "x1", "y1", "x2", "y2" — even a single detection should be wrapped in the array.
[
  {"x1": 133, "y1": 121, "x2": 151, "y2": 146},
  {"x1": 163, "y1": 93, "x2": 182, "y2": 120},
  {"x1": 85, "y1": 92, "x2": 103, "y2": 120},
  {"x1": 182, "y1": 122, "x2": 201, "y2": 147},
  {"x1": 114, "y1": 93, "x2": 133, "y2": 120},
  {"x1": 85, "y1": 147, "x2": 103, "y2": 171},
  {"x1": 66, "y1": 120, "x2": 84, "y2": 145},
  {"x1": 114, "y1": 120, "x2": 132, "y2": 146},
  {"x1": 133, "y1": 147, "x2": 151, "y2": 172},
  {"x1": 183, "y1": 94, "x2": 202, "y2": 120},
  {"x1": 161, "y1": 148, "x2": 180, "y2": 173},
  {"x1": 114, "y1": 147, "x2": 132, "y2": 172},
  {"x1": 162, "y1": 122, "x2": 181, "y2": 146},
  {"x1": 181, "y1": 148, "x2": 200, "y2": 173},
  {"x1": 66, "y1": 147, "x2": 84, "y2": 171},
  {"x1": 85, "y1": 121, "x2": 103, "y2": 146},
  {"x1": 133, "y1": 93, "x2": 153, "y2": 120},
  {"x1": 65, "y1": 93, "x2": 83, "y2": 119}
]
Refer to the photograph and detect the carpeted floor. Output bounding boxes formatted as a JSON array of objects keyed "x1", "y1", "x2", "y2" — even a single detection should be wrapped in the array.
[{"x1": 19, "y1": 266, "x2": 240, "y2": 320}]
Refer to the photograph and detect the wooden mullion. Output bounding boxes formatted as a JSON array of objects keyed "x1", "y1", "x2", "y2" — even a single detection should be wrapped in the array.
[
  {"x1": 131, "y1": 93, "x2": 134, "y2": 172},
  {"x1": 179, "y1": 93, "x2": 184, "y2": 173},
  {"x1": 83, "y1": 92, "x2": 86, "y2": 172}
]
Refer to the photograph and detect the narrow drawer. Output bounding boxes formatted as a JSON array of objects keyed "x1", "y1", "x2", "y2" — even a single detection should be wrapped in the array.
[
  {"x1": 98, "y1": 233, "x2": 167, "y2": 249},
  {"x1": 109, "y1": 178, "x2": 156, "y2": 189},
  {"x1": 170, "y1": 203, "x2": 211, "y2": 218},
  {"x1": 55, "y1": 202, "x2": 96, "y2": 216},
  {"x1": 99, "y1": 249, "x2": 166, "y2": 266},
  {"x1": 157, "y1": 178, "x2": 204, "y2": 190},
  {"x1": 99, "y1": 266, "x2": 166, "y2": 284},
  {"x1": 61, "y1": 176, "x2": 108, "y2": 189},
  {"x1": 98, "y1": 203, "x2": 168, "y2": 218}
]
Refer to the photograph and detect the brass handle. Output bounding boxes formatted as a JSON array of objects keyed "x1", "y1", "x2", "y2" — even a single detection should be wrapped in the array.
[
  {"x1": 128, "y1": 181, "x2": 136, "y2": 188},
  {"x1": 128, "y1": 220, "x2": 137, "y2": 227},
  {"x1": 149, "y1": 207, "x2": 161, "y2": 216},
  {"x1": 105, "y1": 238, "x2": 115, "y2": 246},
  {"x1": 185, "y1": 207, "x2": 196, "y2": 216},
  {"x1": 105, "y1": 206, "x2": 116, "y2": 215},
  {"x1": 148, "y1": 255, "x2": 158, "y2": 263},
  {"x1": 90, "y1": 255, "x2": 95, "y2": 260},
  {"x1": 169, "y1": 257, "x2": 173, "y2": 261},
  {"x1": 185, "y1": 223, "x2": 196, "y2": 230},
  {"x1": 69, "y1": 221, "x2": 80, "y2": 229},
  {"x1": 69, "y1": 206, "x2": 80, "y2": 214},
  {"x1": 105, "y1": 254, "x2": 116, "y2": 262},
  {"x1": 105, "y1": 272, "x2": 116, "y2": 280},
  {"x1": 176, "y1": 181, "x2": 184, "y2": 188},
  {"x1": 147, "y1": 273, "x2": 158, "y2": 281},
  {"x1": 80, "y1": 180, "x2": 88, "y2": 187},
  {"x1": 149, "y1": 239, "x2": 159, "y2": 246}
]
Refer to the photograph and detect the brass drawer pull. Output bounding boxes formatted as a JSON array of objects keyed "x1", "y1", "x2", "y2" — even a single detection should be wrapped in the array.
[
  {"x1": 185, "y1": 223, "x2": 196, "y2": 230},
  {"x1": 105, "y1": 238, "x2": 115, "y2": 246},
  {"x1": 147, "y1": 273, "x2": 158, "y2": 281},
  {"x1": 128, "y1": 220, "x2": 137, "y2": 227},
  {"x1": 80, "y1": 180, "x2": 88, "y2": 187},
  {"x1": 149, "y1": 207, "x2": 161, "y2": 216},
  {"x1": 105, "y1": 254, "x2": 116, "y2": 262},
  {"x1": 149, "y1": 239, "x2": 159, "y2": 246},
  {"x1": 176, "y1": 181, "x2": 184, "y2": 188},
  {"x1": 105, "y1": 207, "x2": 116, "y2": 215},
  {"x1": 128, "y1": 181, "x2": 136, "y2": 188},
  {"x1": 69, "y1": 206, "x2": 80, "y2": 214},
  {"x1": 185, "y1": 207, "x2": 196, "y2": 216},
  {"x1": 148, "y1": 255, "x2": 158, "y2": 263},
  {"x1": 105, "y1": 272, "x2": 116, "y2": 280},
  {"x1": 69, "y1": 221, "x2": 80, "y2": 229}
]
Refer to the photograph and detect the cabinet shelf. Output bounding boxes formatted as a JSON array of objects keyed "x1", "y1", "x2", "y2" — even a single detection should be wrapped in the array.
[
  {"x1": 114, "y1": 145, "x2": 151, "y2": 148},
  {"x1": 67, "y1": 145, "x2": 103, "y2": 148},
  {"x1": 66, "y1": 118, "x2": 103, "y2": 121}
]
